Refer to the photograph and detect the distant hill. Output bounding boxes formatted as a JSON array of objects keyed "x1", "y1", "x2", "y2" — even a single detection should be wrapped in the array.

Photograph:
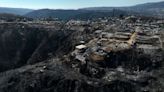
[
  {"x1": 25, "y1": 9, "x2": 131, "y2": 20},
  {"x1": 0, "y1": 7, "x2": 33, "y2": 15},
  {"x1": 81, "y1": 1, "x2": 164, "y2": 10},
  {"x1": 81, "y1": 1, "x2": 164, "y2": 17},
  {"x1": 25, "y1": 1, "x2": 164, "y2": 20},
  {"x1": 0, "y1": 13, "x2": 33, "y2": 22},
  {"x1": 130, "y1": 1, "x2": 164, "y2": 9},
  {"x1": 128, "y1": 1, "x2": 164, "y2": 16},
  {"x1": 25, "y1": 9, "x2": 85, "y2": 20}
]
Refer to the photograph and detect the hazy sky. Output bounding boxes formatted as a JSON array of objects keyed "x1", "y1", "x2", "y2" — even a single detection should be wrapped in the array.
[{"x1": 0, "y1": 0, "x2": 163, "y2": 9}]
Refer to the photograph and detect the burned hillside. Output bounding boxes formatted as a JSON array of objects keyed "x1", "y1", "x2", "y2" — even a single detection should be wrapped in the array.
[
  {"x1": 0, "y1": 16, "x2": 164, "y2": 92},
  {"x1": 0, "y1": 22, "x2": 92, "y2": 72}
]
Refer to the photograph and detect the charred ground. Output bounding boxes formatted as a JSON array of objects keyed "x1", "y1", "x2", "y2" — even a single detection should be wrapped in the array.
[{"x1": 0, "y1": 16, "x2": 164, "y2": 92}]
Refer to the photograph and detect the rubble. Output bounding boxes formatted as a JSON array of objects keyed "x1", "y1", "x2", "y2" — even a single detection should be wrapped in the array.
[
  {"x1": 75, "y1": 44, "x2": 87, "y2": 50},
  {"x1": 69, "y1": 16, "x2": 164, "y2": 72}
]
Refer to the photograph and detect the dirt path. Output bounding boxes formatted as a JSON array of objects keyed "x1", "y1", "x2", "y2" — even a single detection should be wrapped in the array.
[{"x1": 127, "y1": 27, "x2": 140, "y2": 45}]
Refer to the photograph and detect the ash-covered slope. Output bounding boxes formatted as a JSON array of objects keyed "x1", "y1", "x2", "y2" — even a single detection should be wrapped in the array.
[
  {"x1": 0, "y1": 17, "x2": 164, "y2": 92},
  {"x1": 0, "y1": 57, "x2": 140, "y2": 92},
  {"x1": 0, "y1": 23, "x2": 91, "y2": 72}
]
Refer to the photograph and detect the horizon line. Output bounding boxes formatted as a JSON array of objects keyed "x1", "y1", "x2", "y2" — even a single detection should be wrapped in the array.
[{"x1": 0, "y1": 0, "x2": 163, "y2": 10}]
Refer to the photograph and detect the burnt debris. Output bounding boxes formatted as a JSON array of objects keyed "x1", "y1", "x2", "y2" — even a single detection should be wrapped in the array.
[{"x1": 0, "y1": 16, "x2": 164, "y2": 92}]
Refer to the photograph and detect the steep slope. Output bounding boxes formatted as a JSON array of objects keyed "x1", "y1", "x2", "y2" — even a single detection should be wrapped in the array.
[{"x1": 0, "y1": 23, "x2": 91, "y2": 72}]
